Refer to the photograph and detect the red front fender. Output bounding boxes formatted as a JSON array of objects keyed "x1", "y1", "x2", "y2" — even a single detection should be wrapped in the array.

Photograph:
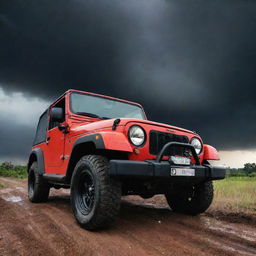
[
  {"x1": 100, "y1": 132, "x2": 133, "y2": 152},
  {"x1": 203, "y1": 144, "x2": 220, "y2": 160}
]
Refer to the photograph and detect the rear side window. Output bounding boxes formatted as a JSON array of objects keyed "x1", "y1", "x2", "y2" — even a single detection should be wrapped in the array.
[{"x1": 33, "y1": 110, "x2": 48, "y2": 145}]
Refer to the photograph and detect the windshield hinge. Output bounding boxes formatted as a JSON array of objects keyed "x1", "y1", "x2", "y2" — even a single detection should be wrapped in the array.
[
  {"x1": 112, "y1": 119, "x2": 121, "y2": 130},
  {"x1": 58, "y1": 124, "x2": 69, "y2": 134}
]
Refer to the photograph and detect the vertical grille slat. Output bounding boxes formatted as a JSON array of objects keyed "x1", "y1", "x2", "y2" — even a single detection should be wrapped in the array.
[{"x1": 149, "y1": 130, "x2": 189, "y2": 156}]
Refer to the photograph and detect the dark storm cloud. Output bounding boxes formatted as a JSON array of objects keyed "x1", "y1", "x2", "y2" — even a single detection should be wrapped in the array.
[
  {"x1": 1, "y1": 0, "x2": 256, "y2": 158},
  {"x1": 0, "y1": 121, "x2": 34, "y2": 160}
]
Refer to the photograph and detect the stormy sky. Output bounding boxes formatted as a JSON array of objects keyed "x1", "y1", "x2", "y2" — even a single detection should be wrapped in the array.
[{"x1": 1, "y1": 0, "x2": 256, "y2": 167}]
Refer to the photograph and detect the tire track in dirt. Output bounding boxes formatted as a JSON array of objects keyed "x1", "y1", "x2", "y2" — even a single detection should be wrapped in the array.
[
  {"x1": 119, "y1": 203, "x2": 256, "y2": 256},
  {"x1": 0, "y1": 178, "x2": 256, "y2": 256}
]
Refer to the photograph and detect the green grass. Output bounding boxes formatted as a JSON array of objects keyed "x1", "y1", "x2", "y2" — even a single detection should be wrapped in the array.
[
  {"x1": 0, "y1": 182, "x2": 4, "y2": 188},
  {"x1": 212, "y1": 177, "x2": 256, "y2": 215},
  {"x1": 0, "y1": 166, "x2": 27, "y2": 179}
]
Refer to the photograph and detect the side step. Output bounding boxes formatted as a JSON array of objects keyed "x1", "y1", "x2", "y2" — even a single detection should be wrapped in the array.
[{"x1": 43, "y1": 174, "x2": 66, "y2": 183}]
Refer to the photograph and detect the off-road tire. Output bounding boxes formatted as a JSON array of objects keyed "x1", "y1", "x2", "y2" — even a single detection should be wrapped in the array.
[
  {"x1": 165, "y1": 181, "x2": 214, "y2": 215},
  {"x1": 71, "y1": 155, "x2": 121, "y2": 231},
  {"x1": 28, "y1": 162, "x2": 50, "y2": 203}
]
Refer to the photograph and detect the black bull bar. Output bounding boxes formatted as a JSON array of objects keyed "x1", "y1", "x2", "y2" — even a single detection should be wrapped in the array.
[{"x1": 109, "y1": 142, "x2": 226, "y2": 181}]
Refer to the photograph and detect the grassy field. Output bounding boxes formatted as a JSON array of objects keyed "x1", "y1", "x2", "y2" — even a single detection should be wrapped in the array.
[{"x1": 211, "y1": 177, "x2": 256, "y2": 216}]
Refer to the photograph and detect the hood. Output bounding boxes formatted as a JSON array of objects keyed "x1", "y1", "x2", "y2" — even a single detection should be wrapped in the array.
[
  {"x1": 120, "y1": 118, "x2": 196, "y2": 135},
  {"x1": 70, "y1": 117, "x2": 196, "y2": 135}
]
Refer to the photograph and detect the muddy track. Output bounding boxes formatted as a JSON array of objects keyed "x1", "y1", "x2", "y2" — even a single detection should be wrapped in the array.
[{"x1": 0, "y1": 178, "x2": 256, "y2": 256}]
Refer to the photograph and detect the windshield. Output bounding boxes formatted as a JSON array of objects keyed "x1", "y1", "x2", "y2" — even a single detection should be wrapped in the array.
[{"x1": 70, "y1": 92, "x2": 146, "y2": 120}]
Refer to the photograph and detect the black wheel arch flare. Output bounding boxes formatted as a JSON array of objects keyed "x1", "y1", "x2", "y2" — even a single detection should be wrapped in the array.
[{"x1": 27, "y1": 148, "x2": 45, "y2": 175}]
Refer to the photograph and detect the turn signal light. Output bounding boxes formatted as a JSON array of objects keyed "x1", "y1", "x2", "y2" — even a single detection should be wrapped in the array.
[{"x1": 133, "y1": 148, "x2": 140, "y2": 155}]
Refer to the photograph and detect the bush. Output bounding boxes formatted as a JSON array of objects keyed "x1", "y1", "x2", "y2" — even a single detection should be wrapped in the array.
[
  {"x1": 248, "y1": 172, "x2": 256, "y2": 177},
  {"x1": 0, "y1": 163, "x2": 27, "y2": 179},
  {"x1": 1, "y1": 161, "x2": 14, "y2": 170}
]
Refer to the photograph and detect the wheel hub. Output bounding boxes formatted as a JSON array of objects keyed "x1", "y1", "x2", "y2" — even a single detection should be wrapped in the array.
[{"x1": 78, "y1": 172, "x2": 95, "y2": 215}]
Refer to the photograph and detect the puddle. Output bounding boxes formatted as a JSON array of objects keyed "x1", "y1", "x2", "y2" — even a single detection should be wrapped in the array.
[
  {"x1": 123, "y1": 198, "x2": 168, "y2": 209},
  {"x1": 1, "y1": 195, "x2": 22, "y2": 203},
  {"x1": 205, "y1": 238, "x2": 256, "y2": 256},
  {"x1": 202, "y1": 217, "x2": 256, "y2": 243},
  {"x1": 209, "y1": 225, "x2": 256, "y2": 242}
]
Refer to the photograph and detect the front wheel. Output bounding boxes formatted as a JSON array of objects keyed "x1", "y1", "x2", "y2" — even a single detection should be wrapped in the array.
[
  {"x1": 165, "y1": 181, "x2": 214, "y2": 215},
  {"x1": 71, "y1": 155, "x2": 121, "y2": 231}
]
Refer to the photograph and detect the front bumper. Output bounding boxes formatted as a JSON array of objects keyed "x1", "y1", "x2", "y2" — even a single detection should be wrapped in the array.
[
  {"x1": 110, "y1": 142, "x2": 226, "y2": 182},
  {"x1": 109, "y1": 160, "x2": 226, "y2": 182}
]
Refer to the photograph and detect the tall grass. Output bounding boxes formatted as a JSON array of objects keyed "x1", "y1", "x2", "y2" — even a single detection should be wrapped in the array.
[{"x1": 212, "y1": 177, "x2": 256, "y2": 215}]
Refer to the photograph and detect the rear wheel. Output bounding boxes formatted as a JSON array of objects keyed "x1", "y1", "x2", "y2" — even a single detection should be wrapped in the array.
[
  {"x1": 71, "y1": 155, "x2": 121, "y2": 231},
  {"x1": 165, "y1": 181, "x2": 214, "y2": 215},
  {"x1": 28, "y1": 162, "x2": 50, "y2": 202}
]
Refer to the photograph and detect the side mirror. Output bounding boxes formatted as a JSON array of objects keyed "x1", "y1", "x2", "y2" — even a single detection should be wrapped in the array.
[{"x1": 51, "y1": 107, "x2": 64, "y2": 123}]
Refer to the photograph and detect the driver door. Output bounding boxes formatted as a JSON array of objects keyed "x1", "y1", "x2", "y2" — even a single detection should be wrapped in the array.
[{"x1": 44, "y1": 97, "x2": 66, "y2": 173}]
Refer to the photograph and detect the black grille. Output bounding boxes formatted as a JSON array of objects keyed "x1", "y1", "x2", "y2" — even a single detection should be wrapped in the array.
[{"x1": 149, "y1": 130, "x2": 189, "y2": 156}]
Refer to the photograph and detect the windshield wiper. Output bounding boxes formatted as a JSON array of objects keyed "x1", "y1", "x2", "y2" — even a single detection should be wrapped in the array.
[{"x1": 76, "y1": 112, "x2": 110, "y2": 120}]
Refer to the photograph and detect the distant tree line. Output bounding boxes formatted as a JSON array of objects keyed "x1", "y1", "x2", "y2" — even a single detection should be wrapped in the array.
[
  {"x1": 1, "y1": 161, "x2": 256, "y2": 178},
  {"x1": 227, "y1": 163, "x2": 256, "y2": 177}
]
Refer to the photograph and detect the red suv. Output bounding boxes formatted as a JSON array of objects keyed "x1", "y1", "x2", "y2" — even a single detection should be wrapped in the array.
[{"x1": 28, "y1": 89, "x2": 225, "y2": 230}]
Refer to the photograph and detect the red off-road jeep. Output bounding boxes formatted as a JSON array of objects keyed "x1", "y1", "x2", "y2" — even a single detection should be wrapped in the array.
[{"x1": 28, "y1": 89, "x2": 225, "y2": 230}]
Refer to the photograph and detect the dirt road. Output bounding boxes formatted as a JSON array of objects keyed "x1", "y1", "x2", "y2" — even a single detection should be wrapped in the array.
[{"x1": 0, "y1": 177, "x2": 255, "y2": 256}]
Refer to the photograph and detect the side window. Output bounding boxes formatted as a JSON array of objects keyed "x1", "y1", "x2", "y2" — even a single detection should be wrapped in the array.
[
  {"x1": 33, "y1": 110, "x2": 48, "y2": 145},
  {"x1": 49, "y1": 97, "x2": 66, "y2": 130}
]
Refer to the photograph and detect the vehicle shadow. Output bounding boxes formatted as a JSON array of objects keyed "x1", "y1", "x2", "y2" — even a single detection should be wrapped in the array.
[
  {"x1": 46, "y1": 193, "x2": 187, "y2": 228},
  {"x1": 120, "y1": 199, "x2": 174, "y2": 221},
  {"x1": 47, "y1": 194, "x2": 71, "y2": 210}
]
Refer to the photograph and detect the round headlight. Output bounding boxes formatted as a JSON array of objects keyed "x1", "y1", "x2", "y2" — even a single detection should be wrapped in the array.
[
  {"x1": 191, "y1": 138, "x2": 202, "y2": 154},
  {"x1": 129, "y1": 125, "x2": 146, "y2": 146}
]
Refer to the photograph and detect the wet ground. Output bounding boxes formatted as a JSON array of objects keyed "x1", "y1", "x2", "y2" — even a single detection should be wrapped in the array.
[{"x1": 0, "y1": 177, "x2": 256, "y2": 256}]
